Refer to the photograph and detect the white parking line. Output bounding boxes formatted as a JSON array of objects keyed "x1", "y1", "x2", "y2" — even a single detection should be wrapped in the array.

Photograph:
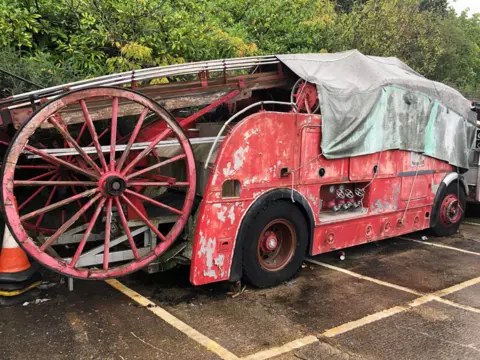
[
  {"x1": 464, "y1": 222, "x2": 480, "y2": 227},
  {"x1": 434, "y1": 297, "x2": 480, "y2": 314},
  {"x1": 305, "y1": 259, "x2": 422, "y2": 295},
  {"x1": 106, "y1": 279, "x2": 240, "y2": 360},
  {"x1": 398, "y1": 236, "x2": 480, "y2": 256},
  {"x1": 241, "y1": 336, "x2": 318, "y2": 360}
]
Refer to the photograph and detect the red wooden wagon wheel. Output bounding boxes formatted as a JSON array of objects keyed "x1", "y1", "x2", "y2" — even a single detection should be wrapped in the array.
[
  {"x1": 1, "y1": 87, "x2": 196, "y2": 279},
  {"x1": 290, "y1": 79, "x2": 320, "y2": 114}
]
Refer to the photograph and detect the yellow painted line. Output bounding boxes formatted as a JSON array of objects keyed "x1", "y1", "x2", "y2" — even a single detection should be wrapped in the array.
[
  {"x1": 315, "y1": 265, "x2": 480, "y2": 338},
  {"x1": 305, "y1": 259, "x2": 422, "y2": 296},
  {"x1": 323, "y1": 293, "x2": 440, "y2": 338},
  {"x1": 106, "y1": 279, "x2": 239, "y2": 360},
  {"x1": 241, "y1": 336, "x2": 318, "y2": 360},
  {"x1": 431, "y1": 276, "x2": 480, "y2": 298},
  {"x1": 398, "y1": 237, "x2": 480, "y2": 256},
  {"x1": 322, "y1": 304, "x2": 410, "y2": 338},
  {"x1": 0, "y1": 280, "x2": 41, "y2": 297},
  {"x1": 322, "y1": 286, "x2": 480, "y2": 339}
]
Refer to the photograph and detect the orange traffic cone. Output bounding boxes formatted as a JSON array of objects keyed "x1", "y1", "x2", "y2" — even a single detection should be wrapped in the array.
[
  {"x1": 0, "y1": 225, "x2": 38, "y2": 282},
  {"x1": 0, "y1": 225, "x2": 41, "y2": 306}
]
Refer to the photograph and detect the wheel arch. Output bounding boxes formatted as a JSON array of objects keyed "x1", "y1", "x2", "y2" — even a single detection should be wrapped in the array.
[
  {"x1": 430, "y1": 172, "x2": 467, "y2": 228},
  {"x1": 229, "y1": 188, "x2": 315, "y2": 282}
]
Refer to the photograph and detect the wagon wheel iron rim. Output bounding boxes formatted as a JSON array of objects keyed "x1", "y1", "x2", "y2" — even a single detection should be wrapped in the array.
[
  {"x1": 257, "y1": 219, "x2": 297, "y2": 271},
  {"x1": 1, "y1": 87, "x2": 197, "y2": 279}
]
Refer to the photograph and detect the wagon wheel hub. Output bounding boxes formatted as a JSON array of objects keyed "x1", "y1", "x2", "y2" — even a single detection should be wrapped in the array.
[{"x1": 98, "y1": 173, "x2": 127, "y2": 197}]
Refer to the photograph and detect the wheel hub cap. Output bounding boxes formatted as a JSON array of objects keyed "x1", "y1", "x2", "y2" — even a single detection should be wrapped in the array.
[
  {"x1": 106, "y1": 176, "x2": 126, "y2": 196},
  {"x1": 262, "y1": 231, "x2": 278, "y2": 251},
  {"x1": 440, "y1": 194, "x2": 462, "y2": 225}
]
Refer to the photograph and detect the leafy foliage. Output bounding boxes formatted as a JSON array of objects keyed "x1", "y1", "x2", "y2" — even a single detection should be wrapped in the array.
[{"x1": 0, "y1": 0, "x2": 479, "y2": 98}]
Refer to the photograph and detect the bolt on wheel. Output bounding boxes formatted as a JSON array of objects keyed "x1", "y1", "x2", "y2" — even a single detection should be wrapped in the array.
[{"x1": 1, "y1": 87, "x2": 196, "y2": 279}]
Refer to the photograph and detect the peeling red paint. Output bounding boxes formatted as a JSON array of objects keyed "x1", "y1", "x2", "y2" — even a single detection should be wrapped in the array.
[{"x1": 190, "y1": 111, "x2": 454, "y2": 286}]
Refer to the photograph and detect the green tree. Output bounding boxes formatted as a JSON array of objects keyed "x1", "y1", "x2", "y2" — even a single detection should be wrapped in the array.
[
  {"x1": 210, "y1": 0, "x2": 337, "y2": 54},
  {"x1": 419, "y1": 0, "x2": 448, "y2": 16},
  {"x1": 0, "y1": 0, "x2": 479, "y2": 99},
  {"x1": 334, "y1": 0, "x2": 443, "y2": 76}
]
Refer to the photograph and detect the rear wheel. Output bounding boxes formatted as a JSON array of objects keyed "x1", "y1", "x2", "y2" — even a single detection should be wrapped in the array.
[
  {"x1": 430, "y1": 182, "x2": 466, "y2": 237},
  {"x1": 242, "y1": 200, "x2": 308, "y2": 288}
]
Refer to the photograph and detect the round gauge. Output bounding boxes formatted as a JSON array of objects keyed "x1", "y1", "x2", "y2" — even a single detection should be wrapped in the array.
[
  {"x1": 329, "y1": 185, "x2": 336, "y2": 194},
  {"x1": 338, "y1": 184, "x2": 345, "y2": 191}
]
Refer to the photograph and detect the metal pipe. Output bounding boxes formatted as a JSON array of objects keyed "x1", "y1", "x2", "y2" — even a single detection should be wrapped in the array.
[
  {"x1": 4, "y1": 60, "x2": 280, "y2": 110},
  {"x1": 204, "y1": 101, "x2": 297, "y2": 168},
  {"x1": 3, "y1": 55, "x2": 280, "y2": 107},
  {"x1": 27, "y1": 136, "x2": 225, "y2": 158}
]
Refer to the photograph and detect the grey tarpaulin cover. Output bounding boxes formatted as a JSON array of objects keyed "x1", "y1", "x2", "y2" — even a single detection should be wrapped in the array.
[{"x1": 277, "y1": 50, "x2": 476, "y2": 169}]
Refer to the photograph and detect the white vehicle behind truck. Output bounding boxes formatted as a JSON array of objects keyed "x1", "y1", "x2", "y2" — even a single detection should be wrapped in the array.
[{"x1": 465, "y1": 101, "x2": 480, "y2": 202}]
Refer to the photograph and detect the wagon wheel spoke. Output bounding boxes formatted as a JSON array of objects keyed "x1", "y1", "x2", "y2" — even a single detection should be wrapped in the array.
[
  {"x1": 14, "y1": 180, "x2": 97, "y2": 187},
  {"x1": 40, "y1": 193, "x2": 102, "y2": 250},
  {"x1": 24, "y1": 170, "x2": 58, "y2": 182},
  {"x1": 18, "y1": 174, "x2": 58, "y2": 211},
  {"x1": 15, "y1": 165, "x2": 56, "y2": 170},
  {"x1": 70, "y1": 173, "x2": 89, "y2": 191},
  {"x1": 127, "y1": 181, "x2": 190, "y2": 187},
  {"x1": 124, "y1": 189, "x2": 183, "y2": 215},
  {"x1": 79, "y1": 99, "x2": 108, "y2": 171},
  {"x1": 35, "y1": 181, "x2": 59, "y2": 228},
  {"x1": 125, "y1": 154, "x2": 186, "y2": 180},
  {"x1": 25, "y1": 144, "x2": 98, "y2": 179},
  {"x1": 120, "y1": 194, "x2": 166, "y2": 242},
  {"x1": 47, "y1": 116, "x2": 102, "y2": 175},
  {"x1": 121, "y1": 127, "x2": 172, "y2": 176},
  {"x1": 69, "y1": 182, "x2": 89, "y2": 224},
  {"x1": 21, "y1": 188, "x2": 99, "y2": 221},
  {"x1": 69, "y1": 197, "x2": 107, "y2": 268},
  {"x1": 110, "y1": 97, "x2": 119, "y2": 171},
  {"x1": 113, "y1": 197, "x2": 140, "y2": 260},
  {"x1": 103, "y1": 198, "x2": 113, "y2": 269},
  {"x1": 91, "y1": 127, "x2": 110, "y2": 145},
  {"x1": 115, "y1": 107, "x2": 149, "y2": 172}
]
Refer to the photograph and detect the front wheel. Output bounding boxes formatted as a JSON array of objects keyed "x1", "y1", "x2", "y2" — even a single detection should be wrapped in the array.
[
  {"x1": 430, "y1": 182, "x2": 466, "y2": 237},
  {"x1": 242, "y1": 200, "x2": 308, "y2": 288}
]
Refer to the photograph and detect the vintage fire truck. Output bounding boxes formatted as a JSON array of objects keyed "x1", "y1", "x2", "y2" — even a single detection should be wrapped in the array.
[{"x1": 0, "y1": 51, "x2": 476, "y2": 287}]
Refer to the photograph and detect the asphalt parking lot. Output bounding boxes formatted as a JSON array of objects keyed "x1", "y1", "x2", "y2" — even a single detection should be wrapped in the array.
[{"x1": 1, "y1": 218, "x2": 479, "y2": 360}]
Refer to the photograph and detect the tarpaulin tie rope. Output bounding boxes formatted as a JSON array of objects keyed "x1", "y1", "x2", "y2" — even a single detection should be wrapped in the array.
[
  {"x1": 401, "y1": 157, "x2": 421, "y2": 224},
  {"x1": 288, "y1": 153, "x2": 323, "y2": 203}
]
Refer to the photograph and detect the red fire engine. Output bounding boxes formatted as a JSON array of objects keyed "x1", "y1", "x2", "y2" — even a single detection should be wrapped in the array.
[{"x1": 0, "y1": 52, "x2": 475, "y2": 287}]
